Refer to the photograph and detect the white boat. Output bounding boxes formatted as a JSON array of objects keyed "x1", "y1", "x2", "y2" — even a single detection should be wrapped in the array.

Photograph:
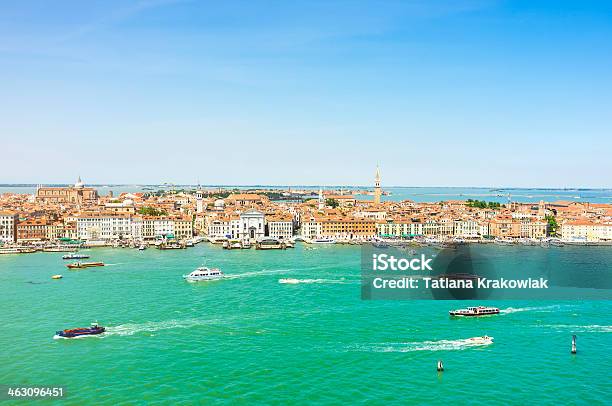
[
  {"x1": 467, "y1": 335, "x2": 494, "y2": 345},
  {"x1": 312, "y1": 238, "x2": 335, "y2": 244},
  {"x1": 278, "y1": 278, "x2": 301, "y2": 284},
  {"x1": 183, "y1": 267, "x2": 224, "y2": 282},
  {"x1": 138, "y1": 244, "x2": 147, "y2": 251},
  {"x1": 449, "y1": 306, "x2": 500, "y2": 317}
]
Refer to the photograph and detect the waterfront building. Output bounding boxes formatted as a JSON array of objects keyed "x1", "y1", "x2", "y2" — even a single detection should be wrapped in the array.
[
  {"x1": 300, "y1": 216, "x2": 322, "y2": 239},
  {"x1": 173, "y1": 216, "x2": 194, "y2": 240},
  {"x1": 267, "y1": 215, "x2": 294, "y2": 240},
  {"x1": 377, "y1": 219, "x2": 423, "y2": 238},
  {"x1": 46, "y1": 221, "x2": 64, "y2": 240},
  {"x1": 320, "y1": 217, "x2": 376, "y2": 240},
  {"x1": 16, "y1": 218, "x2": 48, "y2": 242},
  {"x1": 142, "y1": 217, "x2": 174, "y2": 240},
  {"x1": 36, "y1": 177, "x2": 98, "y2": 204},
  {"x1": 207, "y1": 217, "x2": 231, "y2": 238},
  {"x1": 488, "y1": 214, "x2": 521, "y2": 238},
  {"x1": 63, "y1": 221, "x2": 78, "y2": 240},
  {"x1": 239, "y1": 209, "x2": 265, "y2": 241},
  {"x1": 76, "y1": 213, "x2": 132, "y2": 241},
  {"x1": 560, "y1": 220, "x2": 612, "y2": 242},
  {"x1": 519, "y1": 218, "x2": 548, "y2": 239},
  {"x1": 0, "y1": 211, "x2": 18, "y2": 243},
  {"x1": 453, "y1": 219, "x2": 481, "y2": 238}
]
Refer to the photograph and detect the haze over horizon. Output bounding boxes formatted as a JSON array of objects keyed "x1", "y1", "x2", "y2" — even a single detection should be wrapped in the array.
[{"x1": 1, "y1": 1, "x2": 611, "y2": 187}]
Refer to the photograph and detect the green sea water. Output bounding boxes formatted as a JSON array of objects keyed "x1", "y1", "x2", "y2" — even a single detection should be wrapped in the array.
[{"x1": 0, "y1": 244, "x2": 610, "y2": 405}]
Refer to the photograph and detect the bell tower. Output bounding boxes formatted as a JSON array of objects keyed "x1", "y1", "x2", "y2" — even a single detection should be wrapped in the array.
[{"x1": 374, "y1": 166, "x2": 381, "y2": 204}]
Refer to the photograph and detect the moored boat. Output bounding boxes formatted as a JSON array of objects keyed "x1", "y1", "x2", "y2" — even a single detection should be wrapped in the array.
[
  {"x1": 183, "y1": 267, "x2": 224, "y2": 282},
  {"x1": 312, "y1": 238, "x2": 335, "y2": 244},
  {"x1": 449, "y1": 306, "x2": 500, "y2": 317},
  {"x1": 55, "y1": 323, "x2": 105, "y2": 339},
  {"x1": 66, "y1": 261, "x2": 105, "y2": 269}
]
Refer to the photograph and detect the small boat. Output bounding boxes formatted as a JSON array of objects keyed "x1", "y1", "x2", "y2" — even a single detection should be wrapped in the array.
[
  {"x1": 66, "y1": 261, "x2": 105, "y2": 269},
  {"x1": 55, "y1": 323, "x2": 105, "y2": 339},
  {"x1": 467, "y1": 335, "x2": 494, "y2": 345},
  {"x1": 449, "y1": 306, "x2": 500, "y2": 317},
  {"x1": 183, "y1": 267, "x2": 224, "y2": 282},
  {"x1": 312, "y1": 238, "x2": 335, "y2": 244},
  {"x1": 138, "y1": 244, "x2": 147, "y2": 251},
  {"x1": 278, "y1": 278, "x2": 301, "y2": 284},
  {"x1": 51, "y1": 274, "x2": 63, "y2": 279},
  {"x1": 62, "y1": 253, "x2": 90, "y2": 260}
]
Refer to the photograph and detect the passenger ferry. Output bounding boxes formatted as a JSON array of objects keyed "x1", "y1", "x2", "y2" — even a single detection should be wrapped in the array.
[
  {"x1": 66, "y1": 261, "x2": 105, "y2": 269},
  {"x1": 449, "y1": 306, "x2": 500, "y2": 317},
  {"x1": 183, "y1": 267, "x2": 224, "y2": 282}
]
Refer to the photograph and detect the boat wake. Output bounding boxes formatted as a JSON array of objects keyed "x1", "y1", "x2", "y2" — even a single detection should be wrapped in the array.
[
  {"x1": 223, "y1": 269, "x2": 289, "y2": 280},
  {"x1": 105, "y1": 318, "x2": 220, "y2": 337},
  {"x1": 500, "y1": 305, "x2": 562, "y2": 314},
  {"x1": 278, "y1": 278, "x2": 351, "y2": 285},
  {"x1": 350, "y1": 337, "x2": 494, "y2": 353},
  {"x1": 535, "y1": 324, "x2": 612, "y2": 333}
]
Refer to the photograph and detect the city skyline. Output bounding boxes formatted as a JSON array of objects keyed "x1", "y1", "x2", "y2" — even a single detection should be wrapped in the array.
[{"x1": 1, "y1": 1, "x2": 612, "y2": 187}]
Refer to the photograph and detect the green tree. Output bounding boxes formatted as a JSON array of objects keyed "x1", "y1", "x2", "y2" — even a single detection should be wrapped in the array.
[
  {"x1": 325, "y1": 198, "x2": 339, "y2": 208},
  {"x1": 545, "y1": 214, "x2": 558, "y2": 236},
  {"x1": 137, "y1": 206, "x2": 168, "y2": 216}
]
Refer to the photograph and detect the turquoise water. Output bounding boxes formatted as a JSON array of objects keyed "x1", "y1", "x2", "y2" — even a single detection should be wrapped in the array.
[
  {"x1": 0, "y1": 244, "x2": 610, "y2": 404},
  {"x1": 2, "y1": 186, "x2": 611, "y2": 203}
]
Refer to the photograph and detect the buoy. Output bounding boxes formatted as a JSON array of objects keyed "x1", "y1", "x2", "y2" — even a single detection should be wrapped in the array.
[
  {"x1": 571, "y1": 335, "x2": 577, "y2": 354},
  {"x1": 437, "y1": 360, "x2": 444, "y2": 372},
  {"x1": 52, "y1": 274, "x2": 63, "y2": 279}
]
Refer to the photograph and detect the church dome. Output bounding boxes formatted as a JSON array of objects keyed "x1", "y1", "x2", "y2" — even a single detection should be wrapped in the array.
[{"x1": 74, "y1": 176, "x2": 85, "y2": 188}]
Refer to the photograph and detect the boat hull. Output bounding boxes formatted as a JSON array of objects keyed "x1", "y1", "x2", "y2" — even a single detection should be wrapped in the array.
[
  {"x1": 449, "y1": 311, "x2": 500, "y2": 317},
  {"x1": 55, "y1": 327, "x2": 105, "y2": 338},
  {"x1": 66, "y1": 262, "x2": 105, "y2": 269}
]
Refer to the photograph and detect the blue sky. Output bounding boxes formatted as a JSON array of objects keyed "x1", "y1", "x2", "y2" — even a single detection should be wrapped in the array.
[{"x1": 1, "y1": 0, "x2": 611, "y2": 187}]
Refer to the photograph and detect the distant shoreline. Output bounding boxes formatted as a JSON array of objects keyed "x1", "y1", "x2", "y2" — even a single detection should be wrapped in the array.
[{"x1": 1, "y1": 184, "x2": 611, "y2": 191}]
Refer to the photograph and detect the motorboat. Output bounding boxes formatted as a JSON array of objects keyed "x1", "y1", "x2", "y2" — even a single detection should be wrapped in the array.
[
  {"x1": 55, "y1": 323, "x2": 105, "y2": 339},
  {"x1": 51, "y1": 274, "x2": 63, "y2": 279},
  {"x1": 467, "y1": 335, "x2": 494, "y2": 345},
  {"x1": 183, "y1": 267, "x2": 224, "y2": 282},
  {"x1": 62, "y1": 253, "x2": 90, "y2": 260},
  {"x1": 138, "y1": 244, "x2": 147, "y2": 251},
  {"x1": 449, "y1": 306, "x2": 500, "y2": 317},
  {"x1": 66, "y1": 261, "x2": 105, "y2": 269},
  {"x1": 278, "y1": 278, "x2": 301, "y2": 284}
]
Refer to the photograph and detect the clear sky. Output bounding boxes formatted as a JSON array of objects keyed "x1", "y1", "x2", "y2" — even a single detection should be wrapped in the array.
[{"x1": 1, "y1": 0, "x2": 611, "y2": 187}]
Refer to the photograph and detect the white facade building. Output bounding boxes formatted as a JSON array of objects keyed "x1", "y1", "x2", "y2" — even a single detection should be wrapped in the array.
[
  {"x1": 267, "y1": 218, "x2": 293, "y2": 240},
  {"x1": 0, "y1": 211, "x2": 17, "y2": 243},
  {"x1": 239, "y1": 209, "x2": 265, "y2": 241},
  {"x1": 77, "y1": 214, "x2": 132, "y2": 240}
]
